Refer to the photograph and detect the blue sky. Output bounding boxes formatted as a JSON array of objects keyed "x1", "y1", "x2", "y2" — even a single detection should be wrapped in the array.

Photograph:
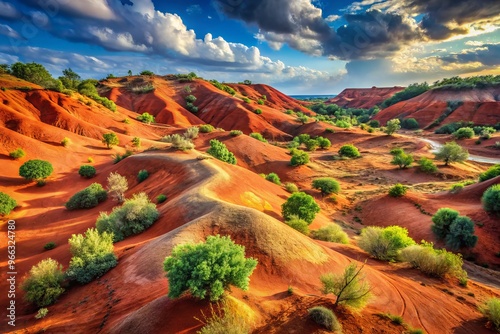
[{"x1": 0, "y1": 0, "x2": 499, "y2": 94}]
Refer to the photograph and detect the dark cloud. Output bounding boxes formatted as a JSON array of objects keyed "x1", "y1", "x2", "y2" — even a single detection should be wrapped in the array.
[{"x1": 441, "y1": 43, "x2": 500, "y2": 67}]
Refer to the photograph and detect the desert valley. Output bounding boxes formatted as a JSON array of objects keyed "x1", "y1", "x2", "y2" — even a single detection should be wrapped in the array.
[{"x1": 0, "y1": 65, "x2": 499, "y2": 334}]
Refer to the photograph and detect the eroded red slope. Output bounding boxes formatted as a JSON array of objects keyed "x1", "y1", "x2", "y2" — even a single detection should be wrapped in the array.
[{"x1": 327, "y1": 87, "x2": 405, "y2": 109}]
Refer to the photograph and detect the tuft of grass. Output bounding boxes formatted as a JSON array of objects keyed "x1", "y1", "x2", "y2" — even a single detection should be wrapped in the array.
[
  {"x1": 308, "y1": 306, "x2": 342, "y2": 331},
  {"x1": 196, "y1": 297, "x2": 253, "y2": 334},
  {"x1": 35, "y1": 308, "x2": 48, "y2": 319}
]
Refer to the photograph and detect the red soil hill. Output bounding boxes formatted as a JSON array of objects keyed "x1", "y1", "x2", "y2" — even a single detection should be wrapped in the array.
[{"x1": 326, "y1": 87, "x2": 405, "y2": 109}]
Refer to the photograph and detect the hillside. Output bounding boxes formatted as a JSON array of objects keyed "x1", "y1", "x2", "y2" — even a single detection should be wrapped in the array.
[
  {"x1": 374, "y1": 86, "x2": 500, "y2": 127},
  {"x1": 1, "y1": 73, "x2": 499, "y2": 333},
  {"x1": 326, "y1": 87, "x2": 405, "y2": 109}
]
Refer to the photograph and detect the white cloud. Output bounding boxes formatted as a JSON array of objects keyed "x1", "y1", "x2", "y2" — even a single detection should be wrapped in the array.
[{"x1": 325, "y1": 15, "x2": 340, "y2": 22}]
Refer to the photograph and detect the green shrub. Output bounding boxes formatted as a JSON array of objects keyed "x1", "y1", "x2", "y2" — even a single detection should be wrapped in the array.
[
  {"x1": 9, "y1": 148, "x2": 25, "y2": 159},
  {"x1": 102, "y1": 133, "x2": 119, "y2": 148},
  {"x1": 285, "y1": 215, "x2": 309, "y2": 235},
  {"x1": 311, "y1": 224, "x2": 349, "y2": 244},
  {"x1": 358, "y1": 226, "x2": 415, "y2": 261},
  {"x1": 44, "y1": 242, "x2": 56, "y2": 250},
  {"x1": 19, "y1": 159, "x2": 53, "y2": 182},
  {"x1": 339, "y1": 144, "x2": 360, "y2": 158},
  {"x1": 185, "y1": 94, "x2": 197, "y2": 103},
  {"x1": 312, "y1": 178, "x2": 340, "y2": 197},
  {"x1": 418, "y1": 157, "x2": 438, "y2": 173},
  {"x1": 137, "y1": 169, "x2": 149, "y2": 182},
  {"x1": 400, "y1": 242, "x2": 465, "y2": 278},
  {"x1": 156, "y1": 194, "x2": 167, "y2": 203},
  {"x1": 112, "y1": 150, "x2": 133, "y2": 163},
  {"x1": 253, "y1": 108, "x2": 262, "y2": 115},
  {"x1": 482, "y1": 184, "x2": 500, "y2": 213},
  {"x1": 230, "y1": 130, "x2": 243, "y2": 136},
  {"x1": 140, "y1": 70, "x2": 154, "y2": 76},
  {"x1": 186, "y1": 102, "x2": 198, "y2": 113},
  {"x1": 96, "y1": 193, "x2": 159, "y2": 242},
  {"x1": 335, "y1": 119, "x2": 350, "y2": 128},
  {"x1": 78, "y1": 165, "x2": 96, "y2": 178},
  {"x1": 242, "y1": 97, "x2": 250, "y2": 103},
  {"x1": 249, "y1": 132, "x2": 267, "y2": 143},
  {"x1": 431, "y1": 208, "x2": 460, "y2": 239},
  {"x1": 35, "y1": 308, "x2": 48, "y2": 319},
  {"x1": 384, "y1": 119, "x2": 401, "y2": 135},
  {"x1": 281, "y1": 192, "x2": 320, "y2": 224},
  {"x1": 325, "y1": 128, "x2": 335, "y2": 133},
  {"x1": 61, "y1": 137, "x2": 71, "y2": 147},
  {"x1": 453, "y1": 127, "x2": 474, "y2": 139},
  {"x1": 65, "y1": 183, "x2": 107, "y2": 210},
  {"x1": 391, "y1": 150, "x2": 413, "y2": 169},
  {"x1": 265, "y1": 173, "x2": 281, "y2": 185},
  {"x1": 445, "y1": 216, "x2": 477, "y2": 250},
  {"x1": 450, "y1": 183, "x2": 464, "y2": 193},
  {"x1": 479, "y1": 298, "x2": 500, "y2": 331},
  {"x1": 132, "y1": 137, "x2": 141, "y2": 147},
  {"x1": 388, "y1": 184, "x2": 407, "y2": 197},
  {"x1": 163, "y1": 235, "x2": 258, "y2": 301},
  {"x1": 321, "y1": 262, "x2": 371, "y2": 308},
  {"x1": 368, "y1": 120, "x2": 380, "y2": 128},
  {"x1": 257, "y1": 99, "x2": 264, "y2": 105},
  {"x1": 21, "y1": 258, "x2": 65, "y2": 307},
  {"x1": 137, "y1": 112, "x2": 155, "y2": 124},
  {"x1": 435, "y1": 141, "x2": 469, "y2": 165},
  {"x1": 402, "y1": 118, "x2": 419, "y2": 129},
  {"x1": 66, "y1": 228, "x2": 117, "y2": 284},
  {"x1": 479, "y1": 165, "x2": 500, "y2": 182},
  {"x1": 184, "y1": 127, "x2": 199, "y2": 139},
  {"x1": 316, "y1": 136, "x2": 331, "y2": 149},
  {"x1": 200, "y1": 124, "x2": 215, "y2": 133},
  {"x1": 290, "y1": 150, "x2": 310, "y2": 166},
  {"x1": 284, "y1": 183, "x2": 299, "y2": 193},
  {"x1": 87, "y1": 157, "x2": 94, "y2": 163},
  {"x1": 0, "y1": 192, "x2": 17, "y2": 216},
  {"x1": 207, "y1": 140, "x2": 237, "y2": 164},
  {"x1": 308, "y1": 306, "x2": 341, "y2": 331}
]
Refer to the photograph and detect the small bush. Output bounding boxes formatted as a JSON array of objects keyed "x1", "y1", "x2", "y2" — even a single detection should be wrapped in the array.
[
  {"x1": 253, "y1": 108, "x2": 262, "y2": 115},
  {"x1": 312, "y1": 178, "x2": 341, "y2": 196},
  {"x1": 358, "y1": 226, "x2": 415, "y2": 261},
  {"x1": 281, "y1": 192, "x2": 320, "y2": 224},
  {"x1": 285, "y1": 182, "x2": 299, "y2": 193},
  {"x1": 479, "y1": 165, "x2": 500, "y2": 182},
  {"x1": 265, "y1": 173, "x2": 281, "y2": 185},
  {"x1": 418, "y1": 157, "x2": 438, "y2": 173},
  {"x1": 400, "y1": 242, "x2": 465, "y2": 278},
  {"x1": 35, "y1": 308, "x2": 48, "y2": 319},
  {"x1": 446, "y1": 216, "x2": 477, "y2": 250},
  {"x1": 184, "y1": 127, "x2": 199, "y2": 139},
  {"x1": 384, "y1": 119, "x2": 401, "y2": 135},
  {"x1": 402, "y1": 118, "x2": 419, "y2": 129},
  {"x1": 66, "y1": 228, "x2": 117, "y2": 284},
  {"x1": 285, "y1": 215, "x2": 309, "y2": 235},
  {"x1": 325, "y1": 128, "x2": 335, "y2": 133},
  {"x1": 112, "y1": 150, "x2": 133, "y2": 163},
  {"x1": 391, "y1": 150, "x2": 414, "y2": 169},
  {"x1": 207, "y1": 139, "x2": 237, "y2": 164},
  {"x1": 156, "y1": 194, "x2": 167, "y2": 203},
  {"x1": 137, "y1": 112, "x2": 155, "y2": 124},
  {"x1": 131, "y1": 137, "x2": 141, "y2": 147},
  {"x1": 197, "y1": 298, "x2": 252, "y2": 334},
  {"x1": 164, "y1": 235, "x2": 258, "y2": 301},
  {"x1": 96, "y1": 193, "x2": 159, "y2": 242},
  {"x1": 230, "y1": 130, "x2": 243, "y2": 136},
  {"x1": 107, "y1": 172, "x2": 128, "y2": 203},
  {"x1": 450, "y1": 183, "x2": 464, "y2": 193},
  {"x1": 123, "y1": 118, "x2": 131, "y2": 124},
  {"x1": 9, "y1": 148, "x2": 25, "y2": 159},
  {"x1": 102, "y1": 133, "x2": 119, "y2": 149},
  {"x1": 316, "y1": 136, "x2": 331, "y2": 149},
  {"x1": 431, "y1": 208, "x2": 460, "y2": 239},
  {"x1": 44, "y1": 242, "x2": 56, "y2": 250},
  {"x1": 482, "y1": 184, "x2": 500, "y2": 213},
  {"x1": 388, "y1": 184, "x2": 407, "y2": 197},
  {"x1": 65, "y1": 183, "x2": 107, "y2": 210},
  {"x1": 308, "y1": 306, "x2": 341, "y2": 331},
  {"x1": 137, "y1": 169, "x2": 149, "y2": 182},
  {"x1": 290, "y1": 150, "x2": 310, "y2": 166},
  {"x1": 61, "y1": 137, "x2": 71, "y2": 147},
  {"x1": 338, "y1": 144, "x2": 360, "y2": 158},
  {"x1": 21, "y1": 258, "x2": 65, "y2": 307},
  {"x1": 435, "y1": 141, "x2": 469, "y2": 165},
  {"x1": 304, "y1": 139, "x2": 319, "y2": 151},
  {"x1": 162, "y1": 134, "x2": 195, "y2": 151},
  {"x1": 199, "y1": 124, "x2": 215, "y2": 133},
  {"x1": 311, "y1": 224, "x2": 349, "y2": 244},
  {"x1": 78, "y1": 165, "x2": 96, "y2": 178},
  {"x1": 87, "y1": 157, "x2": 94, "y2": 163},
  {"x1": 19, "y1": 159, "x2": 54, "y2": 181},
  {"x1": 0, "y1": 192, "x2": 17, "y2": 216},
  {"x1": 249, "y1": 132, "x2": 267, "y2": 143},
  {"x1": 479, "y1": 298, "x2": 500, "y2": 331},
  {"x1": 185, "y1": 94, "x2": 197, "y2": 103},
  {"x1": 453, "y1": 127, "x2": 474, "y2": 139}
]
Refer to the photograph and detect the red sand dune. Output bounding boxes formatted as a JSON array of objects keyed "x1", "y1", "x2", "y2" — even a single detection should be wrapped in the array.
[
  {"x1": 326, "y1": 87, "x2": 405, "y2": 109},
  {"x1": 375, "y1": 86, "x2": 500, "y2": 127}
]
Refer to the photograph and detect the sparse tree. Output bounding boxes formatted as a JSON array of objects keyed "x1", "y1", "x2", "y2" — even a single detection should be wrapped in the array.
[
  {"x1": 390, "y1": 150, "x2": 413, "y2": 169},
  {"x1": 132, "y1": 137, "x2": 141, "y2": 148},
  {"x1": 384, "y1": 119, "x2": 401, "y2": 135},
  {"x1": 320, "y1": 262, "x2": 371, "y2": 308},
  {"x1": 102, "y1": 132, "x2": 119, "y2": 149},
  {"x1": 127, "y1": 70, "x2": 133, "y2": 76},
  {"x1": 107, "y1": 172, "x2": 128, "y2": 203},
  {"x1": 312, "y1": 178, "x2": 341, "y2": 197},
  {"x1": 435, "y1": 141, "x2": 469, "y2": 165},
  {"x1": 59, "y1": 68, "x2": 81, "y2": 90}
]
